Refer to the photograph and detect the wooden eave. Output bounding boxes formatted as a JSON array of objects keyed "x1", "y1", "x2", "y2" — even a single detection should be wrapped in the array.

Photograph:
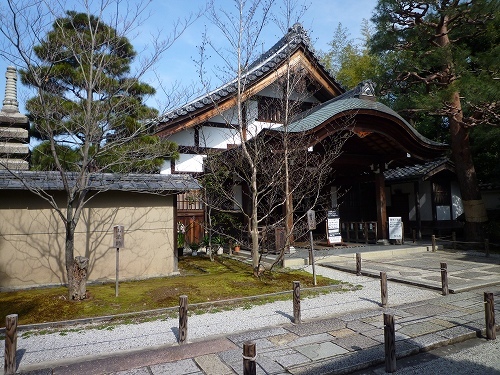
[{"x1": 155, "y1": 48, "x2": 342, "y2": 138}]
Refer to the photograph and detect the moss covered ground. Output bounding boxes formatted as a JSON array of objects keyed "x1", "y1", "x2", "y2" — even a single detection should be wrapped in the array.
[{"x1": 0, "y1": 255, "x2": 348, "y2": 328}]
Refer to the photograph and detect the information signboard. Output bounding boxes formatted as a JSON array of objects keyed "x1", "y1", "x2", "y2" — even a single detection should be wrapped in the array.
[
  {"x1": 388, "y1": 217, "x2": 402, "y2": 240},
  {"x1": 307, "y1": 210, "x2": 316, "y2": 230},
  {"x1": 327, "y1": 210, "x2": 342, "y2": 244},
  {"x1": 113, "y1": 225, "x2": 125, "y2": 248}
]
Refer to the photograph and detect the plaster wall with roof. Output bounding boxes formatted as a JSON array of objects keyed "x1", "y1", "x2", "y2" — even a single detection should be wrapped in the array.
[
  {"x1": 0, "y1": 189, "x2": 177, "y2": 290},
  {"x1": 0, "y1": 65, "x2": 201, "y2": 290}
]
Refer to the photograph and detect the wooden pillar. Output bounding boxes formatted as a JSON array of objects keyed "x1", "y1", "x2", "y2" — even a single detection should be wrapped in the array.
[
  {"x1": 293, "y1": 281, "x2": 301, "y2": 324},
  {"x1": 179, "y1": 295, "x2": 188, "y2": 344},
  {"x1": 384, "y1": 313, "x2": 397, "y2": 372},
  {"x1": 4, "y1": 314, "x2": 18, "y2": 375},
  {"x1": 380, "y1": 272, "x2": 388, "y2": 307},
  {"x1": 484, "y1": 292, "x2": 496, "y2": 340},
  {"x1": 243, "y1": 341, "x2": 256, "y2": 375},
  {"x1": 375, "y1": 171, "x2": 387, "y2": 239}
]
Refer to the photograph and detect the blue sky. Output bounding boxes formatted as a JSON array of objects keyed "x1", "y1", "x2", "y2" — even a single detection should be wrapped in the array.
[{"x1": 0, "y1": 0, "x2": 376, "y2": 113}]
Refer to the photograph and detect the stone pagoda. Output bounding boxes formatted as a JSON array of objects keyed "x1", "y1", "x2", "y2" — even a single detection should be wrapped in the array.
[{"x1": 0, "y1": 66, "x2": 29, "y2": 170}]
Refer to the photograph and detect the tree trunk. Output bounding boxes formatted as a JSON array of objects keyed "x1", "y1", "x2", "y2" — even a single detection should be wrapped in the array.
[
  {"x1": 436, "y1": 19, "x2": 488, "y2": 242},
  {"x1": 70, "y1": 256, "x2": 89, "y2": 300},
  {"x1": 448, "y1": 91, "x2": 488, "y2": 241},
  {"x1": 66, "y1": 206, "x2": 88, "y2": 300}
]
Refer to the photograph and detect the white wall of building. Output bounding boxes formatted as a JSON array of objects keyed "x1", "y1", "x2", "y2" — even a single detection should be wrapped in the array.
[{"x1": 199, "y1": 126, "x2": 241, "y2": 148}]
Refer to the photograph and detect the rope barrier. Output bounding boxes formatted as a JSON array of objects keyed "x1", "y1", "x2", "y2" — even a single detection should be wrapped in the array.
[
  {"x1": 242, "y1": 354, "x2": 257, "y2": 361},
  {"x1": 434, "y1": 236, "x2": 500, "y2": 248}
]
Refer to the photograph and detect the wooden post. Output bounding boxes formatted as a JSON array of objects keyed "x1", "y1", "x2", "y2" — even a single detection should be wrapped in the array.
[
  {"x1": 432, "y1": 235, "x2": 436, "y2": 252},
  {"x1": 115, "y1": 248, "x2": 120, "y2": 297},
  {"x1": 179, "y1": 295, "x2": 188, "y2": 344},
  {"x1": 380, "y1": 272, "x2": 388, "y2": 307},
  {"x1": 5, "y1": 314, "x2": 18, "y2": 375},
  {"x1": 452, "y1": 231, "x2": 456, "y2": 250},
  {"x1": 441, "y1": 262, "x2": 449, "y2": 296},
  {"x1": 356, "y1": 252, "x2": 361, "y2": 276},
  {"x1": 484, "y1": 292, "x2": 496, "y2": 340},
  {"x1": 243, "y1": 341, "x2": 256, "y2": 375},
  {"x1": 293, "y1": 281, "x2": 301, "y2": 324},
  {"x1": 384, "y1": 313, "x2": 397, "y2": 373},
  {"x1": 485, "y1": 239, "x2": 490, "y2": 257},
  {"x1": 309, "y1": 230, "x2": 317, "y2": 286}
]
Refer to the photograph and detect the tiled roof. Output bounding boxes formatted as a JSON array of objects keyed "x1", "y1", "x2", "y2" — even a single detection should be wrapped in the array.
[
  {"x1": 0, "y1": 171, "x2": 200, "y2": 192},
  {"x1": 152, "y1": 23, "x2": 340, "y2": 130},
  {"x1": 384, "y1": 158, "x2": 452, "y2": 181},
  {"x1": 271, "y1": 81, "x2": 444, "y2": 147}
]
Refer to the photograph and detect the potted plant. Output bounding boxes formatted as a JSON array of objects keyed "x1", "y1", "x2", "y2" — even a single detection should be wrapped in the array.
[
  {"x1": 213, "y1": 236, "x2": 225, "y2": 255},
  {"x1": 190, "y1": 242, "x2": 200, "y2": 256},
  {"x1": 233, "y1": 241, "x2": 240, "y2": 253}
]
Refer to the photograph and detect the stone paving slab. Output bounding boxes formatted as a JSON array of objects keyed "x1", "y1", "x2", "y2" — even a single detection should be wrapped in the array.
[
  {"x1": 150, "y1": 359, "x2": 202, "y2": 375},
  {"x1": 285, "y1": 318, "x2": 345, "y2": 336},
  {"x1": 194, "y1": 354, "x2": 234, "y2": 375},
  {"x1": 295, "y1": 341, "x2": 349, "y2": 360},
  {"x1": 333, "y1": 332, "x2": 381, "y2": 351}
]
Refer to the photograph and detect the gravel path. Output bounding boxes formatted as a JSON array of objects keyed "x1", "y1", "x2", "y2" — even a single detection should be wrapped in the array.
[{"x1": 1, "y1": 265, "x2": 439, "y2": 367}]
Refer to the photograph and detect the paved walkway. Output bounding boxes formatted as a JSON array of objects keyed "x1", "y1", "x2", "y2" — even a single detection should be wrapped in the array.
[{"x1": 15, "y1": 246, "x2": 500, "y2": 375}]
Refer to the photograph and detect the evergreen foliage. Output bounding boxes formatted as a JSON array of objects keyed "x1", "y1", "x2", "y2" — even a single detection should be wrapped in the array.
[{"x1": 23, "y1": 11, "x2": 177, "y2": 173}]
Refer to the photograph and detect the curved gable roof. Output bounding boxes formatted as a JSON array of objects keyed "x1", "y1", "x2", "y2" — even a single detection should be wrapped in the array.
[
  {"x1": 266, "y1": 81, "x2": 448, "y2": 164},
  {"x1": 153, "y1": 24, "x2": 343, "y2": 136}
]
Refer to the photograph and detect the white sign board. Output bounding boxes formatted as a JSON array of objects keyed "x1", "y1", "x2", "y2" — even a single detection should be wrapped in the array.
[
  {"x1": 327, "y1": 210, "x2": 342, "y2": 244},
  {"x1": 388, "y1": 217, "x2": 402, "y2": 240},
  {"x1": 113, "y1": 225, "x2": 125, "y2": 248},
  {"x1": 307, "y1": 210, "x2": 316, "y2": 230}
]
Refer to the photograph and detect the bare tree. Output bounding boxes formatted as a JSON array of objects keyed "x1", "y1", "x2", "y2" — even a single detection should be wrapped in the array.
[
  {"x1": 198, "y1": 0, "x2": 350, "y2": 274},
  {"x1": 0, "y1": 0, "x2": 200, "y2": 299}
]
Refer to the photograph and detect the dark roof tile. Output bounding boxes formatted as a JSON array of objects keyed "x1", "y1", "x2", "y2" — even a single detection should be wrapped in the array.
[{"x1": 0, "y1": 171, "x2": 200, "y2": 192}]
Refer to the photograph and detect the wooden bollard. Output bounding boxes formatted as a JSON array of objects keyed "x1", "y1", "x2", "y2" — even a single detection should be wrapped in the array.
[
  {"x1": 179, "y1": 295, "x2": 188, "y2": 344},
  {"x1": 485, "y1": 239, "x2": 490, "y2": 257},
  {"x1": 5, "y1": 314, "x2": 18, "y2": 375},
  {"x1": 243, "y1": 341, "x2": 256, "y2": 375},
  {"x1": 356, "y1": 252, "x2": 361, "y2": 276},
  {"x1": 441, "y1": 262, "x2": 449, "y2": 296},
  {"x1": 432, "y1": 235, "x2": 436, "y2": 252},
  {"x1": 452, "y1": 231, "x2": 456, "y2": 250},
  {"x1": 380, "y1": 272, "x2": 388, "y2": 307},
  {"x1": 293, "y1": 281, "x2": 301, "y2": 324},
  {"x1": 384, "y1": 313, "x2": 397, "y2": 373},
  {"x1": 484, "y1": 292, "x2": 496, "y2": 340}
]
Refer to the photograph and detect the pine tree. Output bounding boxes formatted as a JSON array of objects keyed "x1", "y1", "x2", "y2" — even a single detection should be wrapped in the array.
[{"x1": 370, "y1": 0, "x2": 499, "y2": 240}]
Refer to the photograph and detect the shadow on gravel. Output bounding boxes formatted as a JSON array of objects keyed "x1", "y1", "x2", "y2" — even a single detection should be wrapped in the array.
[{"x1": 275, "y1": 310, "x2": 294, "y2": 321}]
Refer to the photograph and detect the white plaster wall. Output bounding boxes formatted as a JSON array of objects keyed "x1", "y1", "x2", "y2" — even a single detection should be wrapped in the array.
[
  {"x1": 199, "y1": 126, "x2": 241, "y2": 148},
  {"x1": 160, "y1": 159, "x2": 172, "y2": 174},
  {"x1": 175, "y1": 154, "x2": 206, "y2": 173}
]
